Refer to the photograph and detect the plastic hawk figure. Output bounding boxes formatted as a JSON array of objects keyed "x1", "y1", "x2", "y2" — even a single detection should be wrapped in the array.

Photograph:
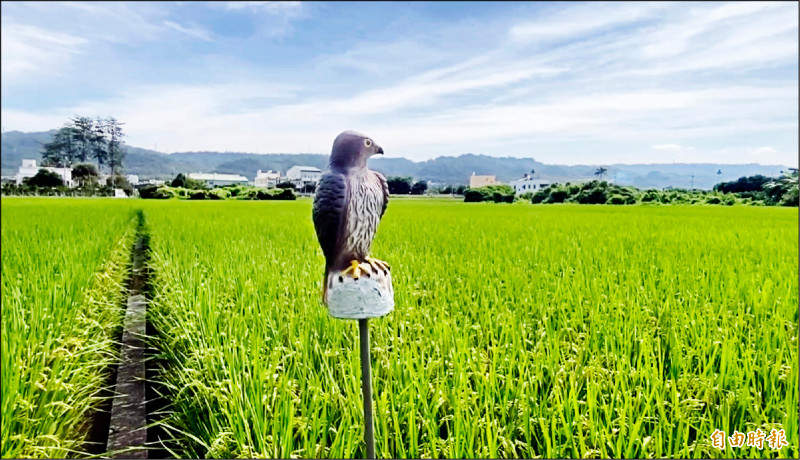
[{"x1": 313, "y1": 131, "x2": 390, "y2": 303}]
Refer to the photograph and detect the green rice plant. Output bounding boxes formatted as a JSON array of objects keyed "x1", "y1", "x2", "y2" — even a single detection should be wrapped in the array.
[
  {"x1": 1, "y1": 198, "x2": 136, "y2": 458},
  {"x1": 143, "y1": 200, "x2": 798, "y2": 458}
]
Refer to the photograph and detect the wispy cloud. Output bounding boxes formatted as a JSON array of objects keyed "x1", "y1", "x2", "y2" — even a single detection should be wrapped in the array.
[
  {"x1": 639, "y1": 2, "x2": 784, "y2": 59},
  {"x1": 10, "y1": 78, "x2": 789, "y2": 157},
  {"x1": 0, "y1": 24, "x2": 88, "y2": 83},
  {"x1": 163, "y1": 20, "x2": 213, "y2": 41},
  {"x1": 1, "y1": 2, "x2": 178, "y2": 86},
  {"x1": 224, "y1": 1, "x2": 302, "y2": 15},
  {"x1": 509, "y1": 2, "x2": 667, "y2": 43},
  {"x1": 1, "y1": 1, "x2": 797, "y2": 165}
]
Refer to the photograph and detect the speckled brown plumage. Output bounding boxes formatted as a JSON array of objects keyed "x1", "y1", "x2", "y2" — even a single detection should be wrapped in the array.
[{"x1": 313, "y1": 131, "x2": 389, "y2": 301}]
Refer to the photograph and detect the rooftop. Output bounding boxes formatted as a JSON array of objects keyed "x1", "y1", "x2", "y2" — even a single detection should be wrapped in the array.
[
  {"x1": 289, "y1": 166, "x2": 322, "y2": 172},
  {"x1": 188, "y1": 173, "x2": 248, "y2": 182}
]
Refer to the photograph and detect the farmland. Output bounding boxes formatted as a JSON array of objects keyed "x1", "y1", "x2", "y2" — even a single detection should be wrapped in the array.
[
  {"x1": 1, "y1": 198, "x2": 137, "y2": 458},
  {"x1": 143, "y1": 200, "x2": 797, "y2": 458},
  {"x1": 1, "y1": 198, "x2": 798, "y2": 458}
]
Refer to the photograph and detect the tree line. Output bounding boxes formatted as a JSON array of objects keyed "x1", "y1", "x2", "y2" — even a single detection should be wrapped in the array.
[
  {"x1": 523, "y1": 171, "x2": 798, "y2": 206},
  {"x1": 386, "y1": 176, "x2": 429, "y2": 195},
  {"x1": 41, "y1": 116, "x2": 127, "y2": 175}
]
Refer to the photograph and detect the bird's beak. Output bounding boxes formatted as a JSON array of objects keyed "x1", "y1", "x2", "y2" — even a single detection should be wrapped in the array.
[{"x1": 376, "y1": 145, "x2": 384, "y2": 155}]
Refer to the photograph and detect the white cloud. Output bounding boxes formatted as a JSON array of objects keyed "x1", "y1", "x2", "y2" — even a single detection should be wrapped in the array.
[
  {"x1": 747, "y1": 146, "x2": 789, "y2": 164},
  {"x1": 627, "y1": 2, "x2": 798, "y2": 75},
  {"x1": 751, "y1": 146, "x2": 778, "y2": 155},
  {"x1": 224, "y1": 1, "x2": 302, "y2": 15},
  {"x1": 0, "y1": 2, "x2": 193, "y2": 86},
  {"x1": 651, "y1": 144, "x2": 687, "y2": 151},
  {"x1": 639, "y1": 2, "x2": 785, "y2": 58},
  {"x1": 163, "y1": 20, "x2": 213, "y2": 41},
  {"x1": 0, "y1": 109, "x2": 69, "y2": 133},
  {"x1": 509, "y1": 2, "x2": 667, "y2": 43},
  {"x1": 316, "y1": 40, "x2": 448, "y2": 77},
  {"x1": 44, "y1": 2, "x2": 166, "y2": 45},
  {"x1": 1, "y1": 2, "x2": 797, "y2": 165},
  {"x1": 0, "y1": 24, "x2": 88, "y2": 83},
  {"x1": 5, "y1": 78, "x2": 793, "y2": 159}
]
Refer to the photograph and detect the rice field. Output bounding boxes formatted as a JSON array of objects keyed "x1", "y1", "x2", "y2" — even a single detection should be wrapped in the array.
[
  {"x1": 1, "y1": 197, "x2": 797, "y2": 458},
  {"x1": 140, "y1": 199, "x2": 798, "y2": 458},
  {"x1": 1, "y1": 198, "x2": 137, "y2": 458}
]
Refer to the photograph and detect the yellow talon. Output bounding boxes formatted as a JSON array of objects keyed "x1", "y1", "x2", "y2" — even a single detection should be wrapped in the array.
[{"x1": 341, "y1": 260, "x2": 362, "y2": 279}]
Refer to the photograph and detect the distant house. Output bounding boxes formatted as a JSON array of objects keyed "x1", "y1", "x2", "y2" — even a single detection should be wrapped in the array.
[
  {"x1": 126, "y1": 174, "x2": 140, "y2": 185},
  {"x1": 188, "y1": 172, "x2": 249, "y2": 187},
  {"x1": 138, "y1": 179, "x2": 165, "y2": 187},
  {"x1": 15, "y1": 159, "x2": 74, "y2": 187},
  {"x1": 469, "y1": 173, "x2": 497, "y2": 188},
  {"x1": 510, "y1": 175, "x2": 551, "y2": 195},
  {"x1": 286, "y1": 166, "x2": 322, "y2": 188},
  {"x1": 254, "y1": 170, "x2": 280, "y2": 189}
]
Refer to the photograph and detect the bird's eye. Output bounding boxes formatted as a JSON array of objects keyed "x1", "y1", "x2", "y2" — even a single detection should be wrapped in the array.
[{"x1": 364, "y1": 139, "x2": 373, "y2": 148}]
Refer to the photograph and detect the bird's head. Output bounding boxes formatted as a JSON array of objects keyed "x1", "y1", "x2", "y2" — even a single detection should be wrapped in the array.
[{"x1": 329, "y1": 130, "x2": 384, "y2": 170}]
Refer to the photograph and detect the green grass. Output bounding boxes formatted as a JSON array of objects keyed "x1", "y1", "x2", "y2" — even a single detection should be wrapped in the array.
[
  {"x1": 1, "y1": 198, "x2": 137, "y2": 458},
  {"x1": 141, "y1": 200, "x2": 798, "y2": 458}
]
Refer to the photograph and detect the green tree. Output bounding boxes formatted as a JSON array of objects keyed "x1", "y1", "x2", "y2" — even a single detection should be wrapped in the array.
[
  {"x1": 765, "y1": 170, "x2": 799, "y2": 206},
  {"x1": 107, "y1": 174, "x2": 133, "y2": 196},
  {"x1": 410, "y1": 180, "x2": 428, "y2": 195},
  {"x1": 40, "y1": 116, "x2": 121, "y2": 171},
  {"x1": 41, "y1": 125, "x2": 79, "y2": 167},
  {"x1": 387, "y1": 176, "x2": 412, "y2": 194},
  {"x1": 171, "y1": 173, "x2": 208, "y2": 189},
  {"x1": 103, "y1": 117, "x2": 126, "y2": 175},
  {"x1": 24, "y1": 169, "x2": 63, "y2": 188},
  {"x1": 71, "y1": 116, "x2": 96, "y2": 163},
  {"x1": 41, "y1": 135, "x2": 69, "y2": 167},
  {"x1": 171, "y1": 173, "x2": 188, "y2": 187},
  {"x1": 463, "y1": 184, "x2": 516, "y2": 203},
  {"x1": 92, "y1": 118, "x2": 109, "y2": 169},
  {"x1": 72, "y1": 163, "x2": 99, "y2": 187},
  {"x1": 714, "y1": 175, "x2": 772, "y2": 194}
]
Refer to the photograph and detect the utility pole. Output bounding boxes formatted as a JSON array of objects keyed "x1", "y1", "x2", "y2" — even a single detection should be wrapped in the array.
[{"x1": 691, "y1": 174, "x2": 694, "y2": 189}]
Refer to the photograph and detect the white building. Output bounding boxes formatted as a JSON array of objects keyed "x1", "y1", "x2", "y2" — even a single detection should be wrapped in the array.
[
  {"x1": 286, "y1": 166, "x2": 322, "y2": 187},
  {"x1": 510, "y1": 176, "x2": 551, "y2": 194},
  {"x1": 126, "y1": 174, "x2": 140, "y2": 185},
  {"x1": 254, "y1": 170, "x2": 281, "y2": 189},
  {"x1": 143, "y1": 179, "x2": 165, "y2": 186},
  {"x1": 15, "y1": 159, "x2": 74, "y2": 186},
  {"x1": 188, "y1": 172, "x2": 249, "y2": 187}
]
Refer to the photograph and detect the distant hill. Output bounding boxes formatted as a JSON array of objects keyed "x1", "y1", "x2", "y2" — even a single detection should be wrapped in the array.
[
  {"x1": 1, "y1": 130, "x2": 789, "y2": 189},
  {"x1": 1, "y1": 130, "x2": 195, "y2": 179}
]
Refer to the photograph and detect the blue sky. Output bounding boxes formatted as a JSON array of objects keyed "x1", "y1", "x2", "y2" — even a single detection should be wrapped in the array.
[{"x1": 1, "y1": 1, "x2": 797, "y2": 165}]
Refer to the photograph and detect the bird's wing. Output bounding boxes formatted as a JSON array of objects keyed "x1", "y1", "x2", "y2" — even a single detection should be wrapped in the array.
[
  {"x1": 375, "y1": 171, "x2": 390, "y2": 217},
  {"x1": 313, "y1": 172, "x2": 348, "y2": 266}
]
